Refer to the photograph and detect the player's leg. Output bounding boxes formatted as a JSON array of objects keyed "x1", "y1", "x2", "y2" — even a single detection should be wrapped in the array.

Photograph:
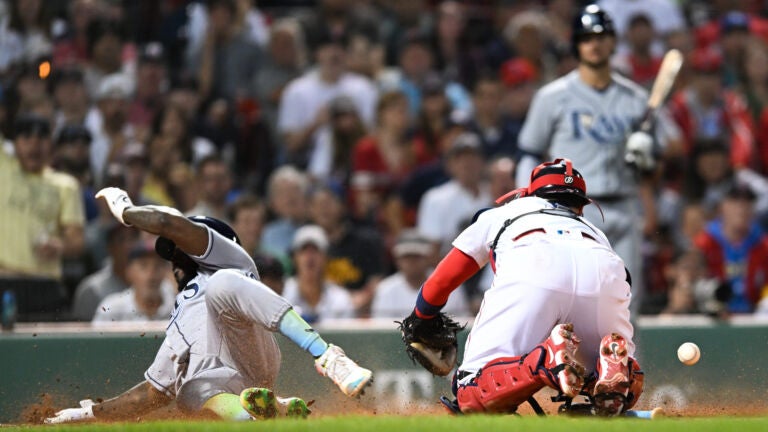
[
  {"x1": 205, "y1": 269, "x2": 372, "y2": 397},
  {"x1": 564, "y1": 242, "x2": 641, "y2": 416},
  {"x1": 200, "y1": 389, "x2": 310, "y2": 420},
  {"x1": 457, "y1": 323, "x2": 586, "y2": 414}
]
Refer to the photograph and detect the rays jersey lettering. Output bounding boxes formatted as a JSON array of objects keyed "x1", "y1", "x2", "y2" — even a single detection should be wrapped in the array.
[{"x1": 570, "y1": 110, "x2": 632, "y2": 144}]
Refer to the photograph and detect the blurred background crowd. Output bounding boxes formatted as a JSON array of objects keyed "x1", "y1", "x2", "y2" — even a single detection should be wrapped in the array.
[{"x1": 2, "y1": 0, "x2": 768, "y2": 325}]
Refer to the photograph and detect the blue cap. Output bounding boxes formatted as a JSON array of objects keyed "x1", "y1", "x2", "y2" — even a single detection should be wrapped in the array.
[{"x1": 721, "y1": 11, "x2": 750, "y2": 33}]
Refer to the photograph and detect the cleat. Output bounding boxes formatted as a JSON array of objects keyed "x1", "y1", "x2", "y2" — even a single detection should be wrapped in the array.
[
  {"x1": 240, "y1": 388, "x2": 278, "y2": 419},
  {"x1": 542, "y1": 323, "x2": 585, "y2": 398},
  {"x1": 240, "y1": 388, "x2": 311, "y2": 419},
  {"x1": 315, "y1": 344, "x2": 373, "y2": 397},
  {"x1": 278, "y1": 396, "x2": 311, "y2": 419},
  {"x1": 592, "y1": 333, "x2": 631, "y2": 416}
]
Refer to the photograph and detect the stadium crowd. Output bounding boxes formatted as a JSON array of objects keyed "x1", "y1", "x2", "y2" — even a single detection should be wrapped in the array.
[{"x1": 2, "y1": 0, "x2": 768, "y2": 323}]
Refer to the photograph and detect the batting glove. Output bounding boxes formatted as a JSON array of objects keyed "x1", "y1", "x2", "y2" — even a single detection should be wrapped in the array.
[
  {"x1": 44, "y1": 399, "x2": 96, "y2": 424},
  {"x1": 624, "y1": 131, "x2": 656, "y2": 171},
  {"x1": 95, "y1": 187, "x2": 134, "y2": 226}
]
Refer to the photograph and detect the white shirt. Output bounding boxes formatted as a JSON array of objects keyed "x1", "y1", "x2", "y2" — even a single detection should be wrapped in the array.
[
  {"x1": 277, "y1": 70, "x2": 378, "y2": 135},
  {"x1": 282, "y1": 277, "x2": 355, "y2": 322},
  {"x1": 371, "y1": 272, "x2": 470, "y2": 318},
  {"x1": 417, "y1": 180, "x2": 491, "y2": 255},
  {"x1": 92, "y1": 280, "x2": 176, "y2": 323}
]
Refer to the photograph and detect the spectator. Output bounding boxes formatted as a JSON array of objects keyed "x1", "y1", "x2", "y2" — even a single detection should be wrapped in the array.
[
  {"x1": 252, "y1": 18, "x2": 307, "y2": 129},
  {"x1": 71, "y1": 223, "x2": 137, "y2": 321},
  {"x1": 128, "y1": 42, "x2": 169, "y2": 141},
  {"x1": 307, "y1": 95, "x2": 367, "y2": 187},
  {"x1": 277, "y1": 29, "x2": 378, "y2": 167},
  {"x1": 670, "y1": 49, "x2": 756, "y2": 170},
  {"x1": 371, "y1": 229, "x2": 469, "y2": 318},
  {"x1": 85, "y1": 73, "x2": 136, "y2": 186},
  {"x1": 597, "y1": 0, "x2": 686, "y2": 56},
  {"x1": 261, "y1": 166, "x2": 310, "y2": 263},
  {"x1": 379, "y1": 34, "x2": 472, "y2": 122},
  {"x1": 252, "y1": 252, "x2": 286, "y2": 295},
  {"x1": 51, "y1": 67, "x2": 90, "y2": 132},
  {"x1": 497, "y1": 58, "x2": 537, "y2": 148},
  {"x1": 52, "y1": 124, "x2": 97, "y2": 221},
  {"x1": 83, "y1": 19, "x2": 131, "y2": 100},
  {"x1": 612, "y1": 13, "x2": 663, "y2": 89},
  {"x1": 282, "y1": 225, "x2": 355, "y2": 323},
  {"x1": 467, "y1": 74, "x2": 521, "y2": 158},
  {"x1": 502, "y1": 10, "x2": 558, "y2": 84},
  {"x1": 0, "y1": 0, "x2": 52, "y2": 74},
  {"x1": 51, "y1": 0, "x2": 101, "y2": 67},
  {"x1": 92, "y1": 240, "x2": 175, "y2": 323},
  {"x1": 152, "y1": 104, "x2": 216, "y2": 167},
  {"x1": 186, "y1": 0, "x2": 263, "y2": 102},
  {"x1": 351, "y1": 91, "x2": 432, "y2": 228},
  {"x1": 308, "y1": 184, "x2": 386, "y2": 316},
  {"x1": 693, "y1": 183, "x2": 768, "y2": 313},
  {"x1": 0, "y1": 114, "x2": 85, "y2": 318},
  {"x1": 414, "y1": 74, "x2": 452, "y2": 157},
  {"x1": 229, "y1": 194, "x2": 268, "y2": 258},
  {"x1": 185, "y1": 155, "x2": 233, "y2": 222},
  {"x1": 417, "y1": 132, "x2": 490, "y2": 259},
  {"x1": 682, "y1": 138, "x2": 735, "y2": 215}
]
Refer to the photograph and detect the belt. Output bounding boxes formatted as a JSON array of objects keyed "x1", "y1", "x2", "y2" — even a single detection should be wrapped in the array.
[{"x1": 513, "y1": 228, "x2": 596, "y2": 242}]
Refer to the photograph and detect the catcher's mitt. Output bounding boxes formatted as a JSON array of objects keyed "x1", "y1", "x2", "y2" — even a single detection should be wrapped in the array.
[{"x1": 397, "y1": 312, "x2": 465, "y2": 376}]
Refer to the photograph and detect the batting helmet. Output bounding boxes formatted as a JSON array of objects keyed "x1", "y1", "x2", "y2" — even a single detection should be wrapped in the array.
[
  {"x1": 571, "y1": 4, "x2": 616, "y2": 57},
  {"x1": 529, "y1": 158, "x2": 590, "y2": 208},
  {"x1": 155, "y1": 216, "x2": 241, "y2": 261}
]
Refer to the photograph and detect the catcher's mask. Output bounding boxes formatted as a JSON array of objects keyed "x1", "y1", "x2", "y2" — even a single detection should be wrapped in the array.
[
  {"x1": 155, "y1": 216, "x2": 241, "y2": 289},
  {"x1": 495, "y1": 158, "x2": 592, "y2": 209}
]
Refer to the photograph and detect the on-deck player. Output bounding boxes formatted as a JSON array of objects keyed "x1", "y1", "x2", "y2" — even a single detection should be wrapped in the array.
[
  {"x1": 45, "y1": 187, "x2": 372, "y2": 424},
  {"x1": 515, "y1": 4, "x2": 670, "y2": 314},
  {"x1": 402, "y1": 158, "x2": 643, "y2": 416}
]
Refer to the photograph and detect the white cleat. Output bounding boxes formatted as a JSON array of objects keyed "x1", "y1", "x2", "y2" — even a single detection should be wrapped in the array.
[{"x1": 315, "y1": 344, "x2": 373, "y2": 397}]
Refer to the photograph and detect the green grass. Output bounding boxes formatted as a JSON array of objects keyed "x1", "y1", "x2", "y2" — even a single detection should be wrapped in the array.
[{"x1": 4, "y1": 415, "x2": 768, "y2": 432}]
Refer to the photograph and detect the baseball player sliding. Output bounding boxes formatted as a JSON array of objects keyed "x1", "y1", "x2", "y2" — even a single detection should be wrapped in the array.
[
  {"x1": 399, "y1": 158, "x2": 643, "y2": 416},
  {"x1": 45, "y1": 188, "x2": 372, "y2": 424}
]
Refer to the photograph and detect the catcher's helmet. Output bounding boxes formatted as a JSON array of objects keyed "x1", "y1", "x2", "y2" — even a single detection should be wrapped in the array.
[
  {"x1": 571, "y1": 4, "x2": 616, "y2": 57},
  {"x1": 155, "y1": 216, "x2": 241, "y2": 261},
  {"x1": 529, "y1": 158, "x2": 590, "y2": 208}
]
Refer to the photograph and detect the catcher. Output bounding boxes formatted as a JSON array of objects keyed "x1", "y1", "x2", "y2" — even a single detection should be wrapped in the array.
[
  {"x1": 45, "y1": 188, "x2": 372, "y2": 423},
  {"x1": 399, "y1": 158, "x2": 643, "y2": 416}
]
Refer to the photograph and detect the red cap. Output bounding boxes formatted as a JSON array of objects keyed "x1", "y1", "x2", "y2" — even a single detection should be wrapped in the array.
[
  {"x1": 689, "y1": 48, "x2": 722, "y2": 73},
  {"x1": 499, "y1": 58, "x2": 537, "y2": 87}
]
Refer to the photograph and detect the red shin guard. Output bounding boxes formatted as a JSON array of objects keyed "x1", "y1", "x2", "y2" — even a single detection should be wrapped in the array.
[{"x1": 457, "y1": 346, "x2": 555, "y2": 414}]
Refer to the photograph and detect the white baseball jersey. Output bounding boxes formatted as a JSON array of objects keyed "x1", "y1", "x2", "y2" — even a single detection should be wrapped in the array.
[
  {"x1": 144, "y1": 226, "x2": 271, "y2": 398},
  {"x1": 452, "y1": 197, "x2": 634, "y2": 375}
]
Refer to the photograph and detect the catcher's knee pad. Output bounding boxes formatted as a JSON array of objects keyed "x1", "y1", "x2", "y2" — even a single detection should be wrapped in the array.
[{"x1": 457, "y1": 348, "x2": 550, "y2": 414}]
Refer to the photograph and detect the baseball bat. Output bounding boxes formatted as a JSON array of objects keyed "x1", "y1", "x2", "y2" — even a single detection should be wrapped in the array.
[{"x1": 638, "y1": 49, "x2": 684, "y2": 133}]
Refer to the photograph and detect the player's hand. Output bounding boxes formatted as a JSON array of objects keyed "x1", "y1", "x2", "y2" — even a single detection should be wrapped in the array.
[
  {"x1": 624, "y1": 131, "x2": 655, "y2": 171},
  {"x1": 44, "y1": 399, "x2": 96, "y2": 424},
  {"x1": 95, "y1": 187, "x2": 134, "y2": 226}
]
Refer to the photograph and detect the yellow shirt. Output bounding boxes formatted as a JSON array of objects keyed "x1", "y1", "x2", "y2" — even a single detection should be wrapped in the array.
[{"x1": 0, "y1": 151, "x2": 85, "y2": 278}]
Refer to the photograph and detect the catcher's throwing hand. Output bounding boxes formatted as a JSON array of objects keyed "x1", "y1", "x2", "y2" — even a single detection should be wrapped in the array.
[
  {"x1": 95, "y1": 187, "x2": 135, "y2": 226},
  {"x1": 397, "y1": 311, "x2": 464, "y2": 376},
  {"x1": 44, "y1": 399, "x2": 96, "y2": 424}
]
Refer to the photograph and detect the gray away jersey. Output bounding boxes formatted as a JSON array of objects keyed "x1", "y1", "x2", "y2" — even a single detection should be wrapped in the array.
[
  {"x1": 145, "y1": 226, "x2": 259, "y2": 397},
  {"x1": 518, "y1": 70, "x2": 664, "y2": 197}
]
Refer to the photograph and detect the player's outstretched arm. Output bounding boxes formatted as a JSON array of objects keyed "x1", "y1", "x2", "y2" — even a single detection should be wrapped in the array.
[
  {"x1": 45, "y1": 381, "x2": 172, "y2": 423},
  {"x1": 95, "y1": 187, "x2": 209, "y2": 256}
]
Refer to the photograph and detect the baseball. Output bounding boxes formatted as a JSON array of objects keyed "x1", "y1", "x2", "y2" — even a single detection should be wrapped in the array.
[{"x1": 677, "y1": 342, "x2": 701, "y2": 365}]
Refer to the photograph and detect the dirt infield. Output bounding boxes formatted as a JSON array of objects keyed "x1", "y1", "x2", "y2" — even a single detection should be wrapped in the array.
[{"x1": 16, "y1": 390, "x2": 768, "y2": 426}]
